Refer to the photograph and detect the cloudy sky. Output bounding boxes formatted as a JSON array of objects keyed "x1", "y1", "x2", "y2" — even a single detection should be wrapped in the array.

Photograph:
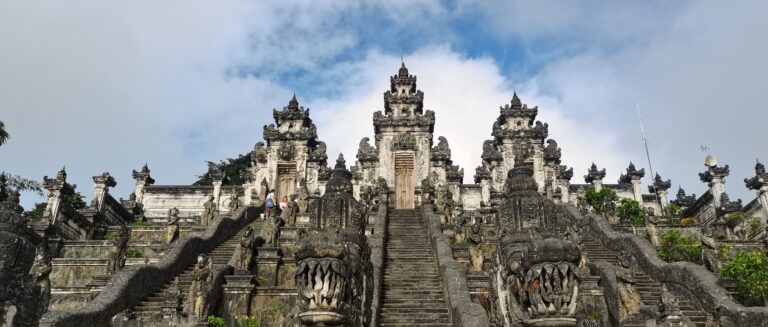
[{"x1": 1, "y1": 1, "x2": 766, "y2": 208}]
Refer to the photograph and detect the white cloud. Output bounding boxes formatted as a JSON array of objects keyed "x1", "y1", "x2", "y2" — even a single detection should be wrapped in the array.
[
  {"x1": 475, "y1": 0, "x2": 768, "y2": 199},
  {"x1": 1, "y1": 0, "x2": 765, "y2": 210},
  {"x1": 311, "y1": 46, "x2": 626, "y2": 185}
]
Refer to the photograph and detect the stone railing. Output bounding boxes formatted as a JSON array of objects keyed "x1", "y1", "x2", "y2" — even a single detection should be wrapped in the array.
[
  {"x1": 569, "y1": 206, "x2": 768, "y2": 326},
  {"x1": 40, "y1": 205, "x2": 261, "y2": 327},
  {"x1": 367, "y1": 203, "x2": 387, "y2": 326},
  {"x1": 421, "y1": 205, "x2": 489, "y2": 327}
]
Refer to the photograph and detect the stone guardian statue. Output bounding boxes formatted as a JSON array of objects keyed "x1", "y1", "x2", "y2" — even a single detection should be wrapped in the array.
[
  {"x1": 200, "y1": 195, "x2": 217, "y2": 226},
  {"x1": 187, "y1": 255, "x2": 212, "y2": 318},
  {"x1": 165, "y1": 207, "x2": 180, "y2": 245}
]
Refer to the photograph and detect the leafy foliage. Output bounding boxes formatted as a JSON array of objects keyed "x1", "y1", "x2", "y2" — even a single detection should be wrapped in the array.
[
  {"x1": 235, "y1": 315, "x2": 261, "y2": 327},
  {"x1": 104, "y1": 231, "x2": 118, "y2": 240},
  {"x1": 207, "y1": 315, "x2": 226, "y2": 327},
  {"x1": 25, "y1": 202, "x2": 47, "y2": 219},
  {"x1": 62, "y1": 188, "x2": 87, "y2": 210},
  {"x1": 1, "y1": 173, "x2": 43, "y2": 195},
  {"x1": 126, "y1": 247, "x2": 143, "y2": 258},
  {"x1": 194, "y1": 154, "x2": 251, "y2": 185},
  {"x1": 584, "y1": 187, "x2": 617, "y2": 214},
  {"x1": 0, "y1": 120, "x2": 8, "y2": 146},
  {"x1": 658, "y1": 229, "x2": 702, "y2": 264},
  {"x1": 746, "y1": 217, "x2": 763, "y2": 236},
  {"x1": 616, "y1": 198, "x2": 644, "y2": 226},
  {"x1": 663, "y1": 203, "x2": 682, "y2": 217},
  {"x1": 680, "y1": 217, "x2": 699, "y2": 226},
  {"x1": 719, "y1": 251, "x2": 768, "y2": 306},
  {"x1": 724, "y1": 212, "x2": 750, "y2": 227},
  {"x1": 131, "y1": 220, "x2": 153, "y2": 227}
]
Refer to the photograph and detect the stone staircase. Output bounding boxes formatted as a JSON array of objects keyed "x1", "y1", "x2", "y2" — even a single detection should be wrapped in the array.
[
  {"x1": 132, "y1": 220, "x2": 263, "y2": 314},
  {"x1": 581, "y1": 236, "x2": 707, "y2": 327},
  {"x1": 380, "y1": 209, "x2": 452, "y2": 326}
]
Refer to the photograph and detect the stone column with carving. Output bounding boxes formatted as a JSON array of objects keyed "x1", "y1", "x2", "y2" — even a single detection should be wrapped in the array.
[
  {"x1": 584, "y1": 163, "x2": 606, "y2": 192},
  {"x1": 745, "y1": 160, "x2": 768, "y2": 218},
  {"x1": 649, "y1": 173, "x2": 672, "y2": 209},
  {"x1": 619, "y1": 162, "x2": 646, "y2": 204},
  {"x1": 208, "y1": 164, "x2": 226, "y2": 209},
  {"x1": 42, "y1": 167, "x2": 67, "y2": 223},
  {"x1": 699, "y1": 162, "x2": 730, "y2": 205},
  {"x1": 91, "y1": 172, "x2": 116, "y2": 210},
  {"x1": 556, "y1": 165, "x2": 573, "y2": 204},
  {"x1": 131, "y1": 164, "x2": 155, "y2": 205}
]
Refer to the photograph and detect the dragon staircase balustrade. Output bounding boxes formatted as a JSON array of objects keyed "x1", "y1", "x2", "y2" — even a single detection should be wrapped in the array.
[
  {"x1": 0, "y1": 188, "x2": 46, "y2": 326},
  {"x1": 492, "y1": 161, "x2": 604, "y2": 327},
  {"x1": 295, "y1": 154, "x2": 373, "y2": 326}
]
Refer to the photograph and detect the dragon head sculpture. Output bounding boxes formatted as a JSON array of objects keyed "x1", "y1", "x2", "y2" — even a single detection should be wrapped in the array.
[
  {"x1": 495, "y1": 235, "x2": 581, "y2": 326},
  {"x1": 492, "y1": 161, "x2": 584, "y2": 326},
  {"x1": 295, "y1": 154, "x2": 372, "y2": 326}
]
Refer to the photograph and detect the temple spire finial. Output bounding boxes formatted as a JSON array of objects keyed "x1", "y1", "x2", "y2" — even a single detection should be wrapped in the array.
[{"x1": 288, "y1": 93, "x2": 299, "y2": 110}]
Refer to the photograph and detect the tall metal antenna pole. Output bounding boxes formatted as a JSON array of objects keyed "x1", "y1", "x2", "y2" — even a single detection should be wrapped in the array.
[{"x1": 637, "y1": 102, "x2": 658, "y2": 199}]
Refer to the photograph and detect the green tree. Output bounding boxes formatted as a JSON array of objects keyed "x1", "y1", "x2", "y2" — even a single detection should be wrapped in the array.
[
  {"x1": 0, "y1": 120, "x2": 8, "y2": 146},
  {"x1": 194, "y1": 154, "x2": 251, "y2": 186},
  {"x1": 61, "y1": 185, "x2": 87, "y2": 209},
  {"x1": 584, "y1": 187, "x2": 617, "y2": 214},
  {"x1": 658, "y1": 229, "x2": 702, "y2": 264},
  {"x1": 719, "y1": 251, "x2": 768, "y2": 306},
  {"x1": 663, "y1": 203, "x2": 682, "y2": 217},
  {"x1": 25, "y1": 202, "x2": 47, "y2": 219},
  {"x1": 1, "y1": 173, "x2": 43, "y2": 195},
  {"x1": 617, "y1": 198, "x2": 644, "y2": 226}
]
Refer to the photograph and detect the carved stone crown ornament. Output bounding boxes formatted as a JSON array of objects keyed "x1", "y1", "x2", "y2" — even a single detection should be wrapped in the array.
[
  {"x1": 584, "y1": 163, "x2": 606, "y2": 184},
  {"x1": 618, "y1": 162, "x2": 646, "y2": 184},
  {"x1": 392, "y1": 133, "x2": 417, "y2": 151}
]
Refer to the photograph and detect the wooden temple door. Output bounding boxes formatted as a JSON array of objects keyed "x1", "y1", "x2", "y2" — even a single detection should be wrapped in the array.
[
  {"x1": 394, "y1": 153, "x2": 414, "y2": 209},
  {"x1": 276, "y1": 163, "x2": 297, "y2": 201}
]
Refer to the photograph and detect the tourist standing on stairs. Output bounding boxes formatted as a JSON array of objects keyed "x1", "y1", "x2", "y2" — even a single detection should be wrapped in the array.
[
  {"x1": 280, "y1": 194, "x2": 289, "y2": 210},
  {"x1": 265, "y1": 189, "x2": 275, "y2": 219}
]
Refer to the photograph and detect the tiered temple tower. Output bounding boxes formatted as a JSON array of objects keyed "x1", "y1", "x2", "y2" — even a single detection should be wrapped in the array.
[
  {"x1": 249, "y1": 95, "x2": 329, "y2": 202},
  {"x1": 474, "y1": 93, "x2": 568, "y2": 205},
  {"x1": 352, "y1": 63, "x2": 461, "y2": 209}
]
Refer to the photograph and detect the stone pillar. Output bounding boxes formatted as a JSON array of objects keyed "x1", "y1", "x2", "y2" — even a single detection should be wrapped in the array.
[
  {"x1": 131, "y1": 164, "x2": 154, "y2": 205},
  {"x1": 658, "y1": 190, "x2": 669, "y2": 207},
  {"x1": 556, "y1": 166, "x2": 572, "y2": 204},
  {"x1": 221, "y1": 275, "x2": 256, "y2": 326},
  {"x1": 42, "y1": 168, "x2": 67, "y2": 223},
  {"x1": 700, "y1": 163, "x2": 730, "y2": 206},
  {"x1": 745, "y1": 160, "x2": 768, "y2": 218},
  {"x1": 758, "y1": 189, "x2": 768, "y2": 218},
  {"x1": 631, "y1": 178, "x2": 643, "y2": 205},
  {"x1": 243, "y1": 185, "x2": 254, "y2": 206},
  {"x1": 619, "y1": 162, "x2": 645, "y2": 204},
  {"x1": 592, "y1": 179, "x2": 603, "y2": 192},
  {"x1": 559, "y1": 183, "x2": 570, "y2": 204},
  {"x1": 212, "y1": 180, "x2": 223, "y2": 209},
  {"x1": 91, "y1": 172, "x2": 116, "y2": 210},
  {"x1": 585, "y1": 163, "x2": 606, "y2": 192},
  {"x1": 255, "y1": 247, "x2": 281, "y2": 286}
]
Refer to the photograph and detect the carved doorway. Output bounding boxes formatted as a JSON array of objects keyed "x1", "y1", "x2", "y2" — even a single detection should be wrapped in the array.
[
  {"x1": 394, "y1": 153, "x2": 415, "y2": 209},
  {"x1": 276, "y1": 163, "x2": 297, "y2": 201}
]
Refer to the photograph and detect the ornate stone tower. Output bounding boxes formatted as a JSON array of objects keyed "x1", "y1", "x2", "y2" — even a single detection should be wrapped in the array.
[
  {"x1": 248, "y1": 95, "x2": 329, "y2": 203},
  {"x1": 474, "y1": 93, "x2": 569, "y2": 204},
  {"x1": 352, "y1": 63, "x2": 461, "y2": 209}
]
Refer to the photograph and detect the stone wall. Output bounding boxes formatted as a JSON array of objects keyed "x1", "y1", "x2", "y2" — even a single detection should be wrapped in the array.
[
  {"x1": 141, "y1": 185, "x2": 241, "y2": 220},
  {"x1": 367, "y1": 203, "x2": 387, "y2": 326},
  {"x1": 421, "y1": 205, "x2": 489, "y2": 327},
  {"x1": 572, "y1": 206, "x2": 768, "y2": 326},
  {"x1": 39, "y1": 205, "x2": 260, "y2": 327}
]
